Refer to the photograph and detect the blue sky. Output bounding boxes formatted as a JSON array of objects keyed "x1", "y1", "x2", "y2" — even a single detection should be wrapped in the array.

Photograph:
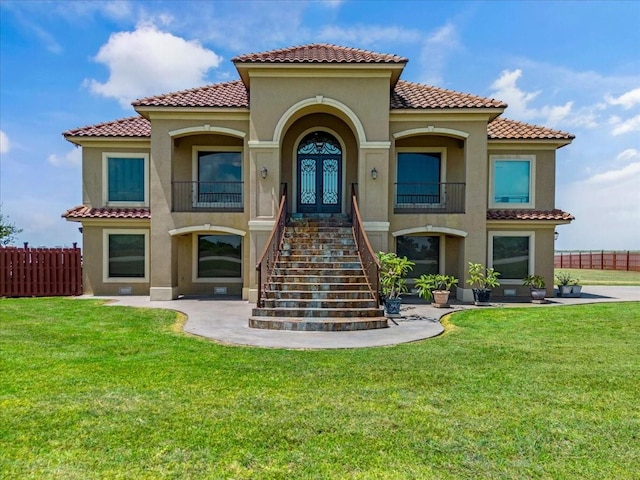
[{"x1": 1, "y1": 0, "x2": 639, "y2": 250}]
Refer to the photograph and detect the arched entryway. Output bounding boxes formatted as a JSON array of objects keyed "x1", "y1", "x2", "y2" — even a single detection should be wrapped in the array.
[{"x1": 296, "y1": 131, "x2": 342, "y2": 214}]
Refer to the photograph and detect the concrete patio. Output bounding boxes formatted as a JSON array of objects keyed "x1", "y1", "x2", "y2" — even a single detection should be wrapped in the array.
[{"x1": 92, "y1": 286, "x2": 640, "y2": 349}]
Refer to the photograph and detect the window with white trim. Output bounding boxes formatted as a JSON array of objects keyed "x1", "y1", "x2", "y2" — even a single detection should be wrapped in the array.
[
  {"x1": 103, "y1": 229, "x2": 149, "y2": 282},
  {"x1": 103, "y1": 153, "x2": 149, "y2": 206},
  {"x1": 490, "y1": 155, "x2": 535, "y2": 208},
  {"x1": 193, "y1": 147, "x2": 242, "y2": 208},
  {"x1": 196, "y1": 234, "x2": 242, "y2": 280},
  {"x1": 489, "y1": 232, "x2": 534, "y2": 282},
  {"x1": 396, "y1": 148, "x2": 446, "y2": 208},
  {"x1": 397, "y1": 235, "x2": 440, "y2": 279}
]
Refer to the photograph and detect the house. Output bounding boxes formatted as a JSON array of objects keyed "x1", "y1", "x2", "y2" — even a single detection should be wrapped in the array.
[{"x1": 63, "y1": 43, "x2": 574, "y2": 305}]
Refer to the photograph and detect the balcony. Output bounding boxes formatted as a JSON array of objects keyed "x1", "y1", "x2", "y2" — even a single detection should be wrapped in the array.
[
  {"x1": 172, "y1": 181, "x2": 243, "y2": 212},
  {"x1": 394, "y1": 182, "x2": 465, "y2": 214}
]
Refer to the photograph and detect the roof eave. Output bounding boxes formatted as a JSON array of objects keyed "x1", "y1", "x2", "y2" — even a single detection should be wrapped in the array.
[
  {"x1": 63, "y1": 135, "x2": 151, "y2": 147},
  {"x1": 234, "y1": 61, "x2": 407, "y2": 89},
  {"x1": 488, "y1": 138, "x2": 574, "y2": 149},
  {"x1": 134, "y1": 105, "x2": 250, "y2": 119}
]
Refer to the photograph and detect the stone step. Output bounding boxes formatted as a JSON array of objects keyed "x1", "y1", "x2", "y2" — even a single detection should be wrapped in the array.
[
  {"x1": 275, "y1": 261, "x2": 363, "y2": 269},
  {"x1": 284, "y1": 238, "x2": 356, "y2": 247},
  {"x1": 272, "y1": 268, "x2": 364, "y2": 276},
  {"x1": 285, "y1": 226, "x2": 353, "y2": 234},
  {"x1": 280, "y1": 248, "x2": 358, "y2": 256},
  {"x1": 281, "y1": 254, "x2": 361, "y2": 261},
  {"x1": 261, "y1": 298, "x2": 378, "y2": 309},
  {"x1": 248, "y1": 316, "x2": 388, "y2": 331},
  {"x1": 269, "y1": 274, "x2": 368, "y2": 284},
  {"x1": 267, "y1": 282, "x2": 371, "y2": 292},
  {"x1": 251, "y1": 307, "x2": 385, "y2": 318},
  {"x1": 263, "y1": 290, "x2": 373, "y2": 300}
]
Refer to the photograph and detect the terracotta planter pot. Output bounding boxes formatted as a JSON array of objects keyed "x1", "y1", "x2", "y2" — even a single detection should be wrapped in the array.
[{"x1": 432, "y1": 290, "x2": 451, "y2": 307}]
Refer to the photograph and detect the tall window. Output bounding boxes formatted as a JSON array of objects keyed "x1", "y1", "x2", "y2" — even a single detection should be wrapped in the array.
[
  {"x1": 197, "y1": 235, "x2": 242, "y2": 279},
  {"x1": 397, "y1": 235, "x2": 440, "y2": 278},
  {"x1": 103, "y1": 230, "x2": 149, "y2": 282},
  {"x1": 103, "y1": 153, "x2": 149, "y2": 206},
  {"x1": 490, "y1": 232, "x2": 534, "y2": 281},
  {"x1": 396, "y1": 151, "x2": 442, "y2": 205},
  {"x1": 195, "y1": 148, "x2": 242, "y2": 207},
  {"x1": 490, "y1": 155, "x2": 535, "y2": 208}
]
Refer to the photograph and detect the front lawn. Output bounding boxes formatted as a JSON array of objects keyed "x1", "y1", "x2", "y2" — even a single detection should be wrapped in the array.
[{"x1": 1, "y1": 298, "x2": 638, "y2": 479}]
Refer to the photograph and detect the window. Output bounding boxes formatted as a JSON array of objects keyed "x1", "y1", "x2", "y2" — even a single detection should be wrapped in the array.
[
  {"x1": 397, "y1": 235, "x2": 440, "y2": 279},
  {"x1": 103, "y1": 229, "x2": 149, "y2": 282},
  {"x1": 396, "y1": 149, "x2": 444, "y2": 206},
  {"x1": 197, "y1": 235, "x2": 242, "y2": 279},
  {"x1": 194, "y1": 147, "x2": 242, "y2": 208},
  {"x1": 103, "y1": 153, "x2": 149, "y2": 206},
  {"x1": 489, "y1": 232, "x2": 534, "y2": 282},
  {"x1": 490, "y1": 155, "x2": 535, "y2": 208}
]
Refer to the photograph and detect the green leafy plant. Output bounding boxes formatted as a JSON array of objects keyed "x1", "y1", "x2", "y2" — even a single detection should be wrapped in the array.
[
  {"x1": 555, "y1": 271, "x2": 574, "y2": 286},
  {"x1": 415, "y1": 273, "x2": 458, "y2": 302},
  {"x1": 523, "y1": 274, "x2": 546, "y2": 289},
  {"x1": 377, "y1": 252, "x2": 415, "y2": 299},
  {"x1": 466, "y1": 262, "x2": 501, "y2": 291}
]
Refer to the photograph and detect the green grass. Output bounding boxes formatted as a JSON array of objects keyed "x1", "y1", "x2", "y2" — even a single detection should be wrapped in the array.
[
  {"x1": 555, "y1": 268, "x2": 640, "y2": 286},
  {"x1": 1, "y1": 298, "x2": 639, "y2": 479}
]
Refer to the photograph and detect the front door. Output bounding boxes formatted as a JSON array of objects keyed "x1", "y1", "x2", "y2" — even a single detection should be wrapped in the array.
[{"x1": 296, "y1": 132, "x2": 342, "y2": 214}]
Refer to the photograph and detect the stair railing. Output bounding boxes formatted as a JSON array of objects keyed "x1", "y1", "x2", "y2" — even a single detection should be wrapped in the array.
[
  {"x1": 256, "y1": 183, "x2": 288, "y2": 308},
  {"x1": 351, "y1": 184, "x2": 381, "y2": 307}
]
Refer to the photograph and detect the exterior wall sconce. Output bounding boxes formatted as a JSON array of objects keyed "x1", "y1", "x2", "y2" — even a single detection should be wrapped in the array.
[
  {"x1": 260, "y1": 166, "x2": 268, "y2": 179},
  {"x1": 371, "y1": 167, "x2": 378, "y2": 180},
  {"x1": 554, "y1": 231, "x2": 559, "y2": 241}
]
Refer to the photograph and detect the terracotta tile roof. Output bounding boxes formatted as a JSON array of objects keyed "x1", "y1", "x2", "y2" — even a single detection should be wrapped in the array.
[
  {"x1": 63, "y1": 116, "x2": 150, "y2": 138},
  {"x1": 488, "y1": 117, "x2": 574, "y2": 140},
  {"x1": 232, "y1": 43, "x2": 408, "y2": 64},
  {"x1": 487, "y1": 209, "x2": 574, "y2": 221},
  {"x1": 391, "y1": 80, "x2": 507, "y2": 109},
  {"x1": 62, "y1": 206, "x2": 151, "y2": 220},
  {"x1": 132, "y1": 80, "x2": 249, "y2": 108}
]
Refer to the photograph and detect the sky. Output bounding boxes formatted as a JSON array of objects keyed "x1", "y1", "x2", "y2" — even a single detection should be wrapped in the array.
[{"x1": 0, "y1": 0, "x2": 639, "y2": 251}]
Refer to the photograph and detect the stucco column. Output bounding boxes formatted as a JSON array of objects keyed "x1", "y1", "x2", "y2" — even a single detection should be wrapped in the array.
[
  {"x1": 458, "y1": 127, "x2": 488, "y2": 302},
  {"x1": 149, "y1": 124, "x2": 178, "y2": 300},
  {"x1": 246, "y1": 143, "x2": 279, "y2": 303},
  {"x1": 358, "y1": 144, "x2": 391, "y2": 252}
]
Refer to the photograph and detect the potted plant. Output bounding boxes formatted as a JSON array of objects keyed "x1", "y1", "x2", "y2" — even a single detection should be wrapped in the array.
[
  {"x1": 555, "y1": 271, "x2": 582, "y2": 297},
  {"x1": 466, "y1": 262, "x2": 501, "y2": 305},
  {"x1": 377, "y1": 252, "x2": 415, "y2": 315},
  {"x1": 523, "y1": 274, "x2": 547, "y2": 302},
  {"x1": 415, "y1": 273, "x2": 458, "y2": 308}
]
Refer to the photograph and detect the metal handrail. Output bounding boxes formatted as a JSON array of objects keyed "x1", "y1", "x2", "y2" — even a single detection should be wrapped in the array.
[
  {"x1": 351, "y1": 184, "x2": 380, "y2": 307},
  {"x1": 255, "y1": 183, "x2": 288, "y2": 307}
]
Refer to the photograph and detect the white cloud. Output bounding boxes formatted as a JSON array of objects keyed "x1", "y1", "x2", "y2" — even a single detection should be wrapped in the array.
[
  {"x1": 489, "y1": 69, "x2": 577, "y2": 127},
  {"x1": 606, "y1": 87, "x2": 640, "y2": 109},
  {"x1": 558, "y1": 161, "x2": 640, "y2": 250},
  {"x1": 609, "y1": 114, "x2": 640, "y2": 136},
  {"x1": 86, "y1": 23, "x2": 222, "y2": 107},
  {"x1": 48, "y1": 148, "x2": 82, "y2": 168},
  {"x1": 0, "y1": 130, "x2": 9, "y2": 154},
  {"x1": 420, "y1": 22, "x2": 460, "y2": 86},
  {"x1": 616, "y1": 148, "x2": 640, "y2": 164}
]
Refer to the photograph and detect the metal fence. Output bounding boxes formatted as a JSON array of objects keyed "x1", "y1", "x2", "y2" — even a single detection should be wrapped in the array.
[
  {"x1": 554, "y1": 250, "x2": 640, "y2": 272},
  {"x1": 0, "y1": 243, "x2": 82, "y2": 297}
]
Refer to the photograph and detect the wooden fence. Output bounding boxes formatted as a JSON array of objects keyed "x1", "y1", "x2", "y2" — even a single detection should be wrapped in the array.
[
  {"x1": 554, "y1": 250, "x2": 640, "y2": 272},
  {"x1": 0, "y1": 243, "x2": 82, "y2": 297}
]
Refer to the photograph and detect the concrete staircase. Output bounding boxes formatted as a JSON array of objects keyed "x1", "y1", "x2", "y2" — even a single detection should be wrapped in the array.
[{"x1": 250, "y1": 214, "x2": 387, "y2": 331}]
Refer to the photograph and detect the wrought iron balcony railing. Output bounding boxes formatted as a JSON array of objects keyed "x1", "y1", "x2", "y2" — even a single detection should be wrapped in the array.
[
  {"x1": 394, "y1": 182, "x2": 465, "y2": 214},
  {"x1": 172, "y1": 181, "x2": 243, "y2": 212}
]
